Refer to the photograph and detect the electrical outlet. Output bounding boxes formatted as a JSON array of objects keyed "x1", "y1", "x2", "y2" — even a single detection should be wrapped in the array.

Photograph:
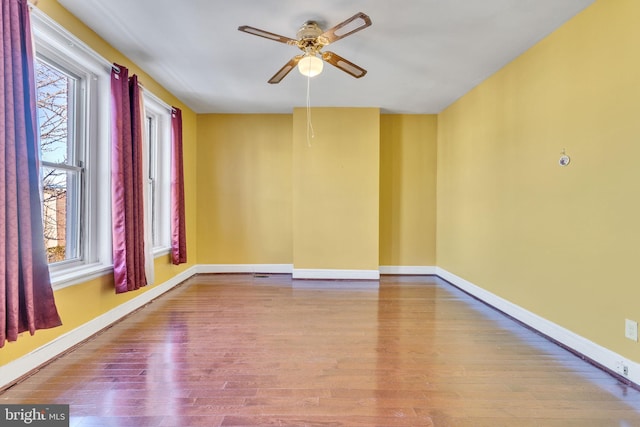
[
  {"x1": 625, "y1": 319, "x2": 638, "y2": 341},
  {"x1": 615, "y1": 360, "x2": 629, "y2": 376}
]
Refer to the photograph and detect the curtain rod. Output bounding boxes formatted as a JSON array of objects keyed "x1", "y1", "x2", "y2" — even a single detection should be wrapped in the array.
[
  {"x1": 113, "y1": 68, "x2": 174, "y2": 112},
  {"x1": 106, "y1": 65, "x2": 176, "y2": 113}
]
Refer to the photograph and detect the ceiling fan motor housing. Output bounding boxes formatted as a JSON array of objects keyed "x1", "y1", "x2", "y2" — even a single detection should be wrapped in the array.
[
  {"x1": 296, "y1": 21, "x2": 327, "y2": 54},
  {"x1": 297, "y1": 21, "x2": 323, "y2": 40}
]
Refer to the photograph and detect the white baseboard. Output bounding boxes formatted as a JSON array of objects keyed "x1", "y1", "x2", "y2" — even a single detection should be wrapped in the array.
[
  {"x1": 0, "y1": 266, "x2": 198, "y2": 390},
  {"x1": 197, "y1": 264, "x2": 293, "y2": 274},
  {"x1": 379, "y1": 265, "x2": 437, "y2": 275},
  {"x1": 436, "y1": 267, "x2": 640, "y2": 387},
  {"x1": 4, "y1": 264, "x2": 637, "y2": 390},
  {"x1": 292, "y1": 268, "x2": 380, "y2": 280}
]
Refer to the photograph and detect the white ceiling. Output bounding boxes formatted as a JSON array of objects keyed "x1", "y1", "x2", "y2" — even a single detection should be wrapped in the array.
[{"x1": 57, "y1": 0, "x2": 594, "y2": 114}]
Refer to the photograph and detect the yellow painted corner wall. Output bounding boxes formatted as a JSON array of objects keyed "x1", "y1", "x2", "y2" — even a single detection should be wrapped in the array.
[
  {"x1": 1, "y1": 0, "x2": 198, "y2": 366},
  {"x1": 437, "y1": 0, "x2": 640, "y2": 361},
  {"x1": 380, "y1": 115, "x2": 437, "y2": 266},
  {"x1": 196, "y1": 111, "x2": 434, "y2": 271},
  {"x1": 292, "y1": 107, "x2": 380, "y2": 271},
  {"x1": 196, "y1": 114, "x2": 293, "y2": 264}
]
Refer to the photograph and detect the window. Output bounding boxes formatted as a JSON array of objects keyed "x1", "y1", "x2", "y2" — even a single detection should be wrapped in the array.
[
  {"x1": 36, "y1": 57, "x2": 83, "y2": 264},
  {"x1": 143, "y1": 92, "x2": 172, "y2": 254},
  {"x1": 32, "y1": 9, "x2": 112, "y2": 287}
]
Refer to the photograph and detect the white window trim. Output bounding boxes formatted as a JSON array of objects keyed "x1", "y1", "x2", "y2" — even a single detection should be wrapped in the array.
[{"x1": 31, "y1": 8, "x2": 113, "y2": 290}]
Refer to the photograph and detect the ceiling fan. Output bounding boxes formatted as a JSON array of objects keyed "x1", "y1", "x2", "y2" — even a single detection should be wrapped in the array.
[{"x1": 238, "y1": 12, "x2": 372, "y2": 84}]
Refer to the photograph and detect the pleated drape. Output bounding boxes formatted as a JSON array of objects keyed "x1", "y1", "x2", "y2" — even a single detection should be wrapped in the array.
[
  {"x1": 110, "y1": 64, "x2": 147, "y2": 293},
  {"x1": 170, "y1": 107, "x2": 187, "y2": 265},
  {"x1": 1, "y1": 0, "x2": 62, "y2": 346}
]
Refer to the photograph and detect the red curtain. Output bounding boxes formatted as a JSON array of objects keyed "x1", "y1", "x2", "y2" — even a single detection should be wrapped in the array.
[
  {"x1": 110, "y1": 64, "x2": 147, "y2": 293},
  {"x1": 1, "y1": 0, "x2": 62, "y2": 346},
  {"x1": 170, "y1": 108, "x2": 187, "y2": 264}
]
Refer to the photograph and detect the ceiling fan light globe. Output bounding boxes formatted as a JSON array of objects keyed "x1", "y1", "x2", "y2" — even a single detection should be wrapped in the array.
[{"x1": 298, "y1": 55, "x2": 323, "y2": 77}]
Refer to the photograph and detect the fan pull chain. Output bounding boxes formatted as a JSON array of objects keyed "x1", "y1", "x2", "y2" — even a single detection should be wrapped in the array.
[{"x1": 306, "y1": 72, "x2": 315, "y2": 146}]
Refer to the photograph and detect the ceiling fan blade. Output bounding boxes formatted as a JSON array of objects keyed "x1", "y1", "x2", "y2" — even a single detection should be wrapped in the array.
[
  {"x1": 321, "y1": 51, "x2": 367, "y2": 78},
  {"x1": 238, "y1": 25, "x2": 297, "y2": 45},
  {"x1": 268, "y1": 55, "x2": 303, "y2": 84},
  {"x1": 320, "y1": 12, "x2": 372, "y2": 44}
]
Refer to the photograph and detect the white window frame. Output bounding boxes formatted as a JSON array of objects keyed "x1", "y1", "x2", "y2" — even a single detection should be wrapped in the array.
[
  {"x1": 32, "y1": 9, "x2": 112, "y2": 289},
  {"x1": 143, "y1": 91, "x2": 172, "y2": 256}
]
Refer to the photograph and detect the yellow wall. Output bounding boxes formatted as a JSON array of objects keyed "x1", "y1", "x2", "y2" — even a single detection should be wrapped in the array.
[
  {"x1": 292, "y1": 108, "x2": 380, "y2": 271},
  {"x1": 380, "y1": 115, "x2": 437, "y2": 266},
  {"x1": 437, "y1": 0, "x2": 640, "y2": 360},
  {"x1": 1, "y1": 0, "x2": 198, "y2": 365},
  {"x1": 196, "y1": 111, "x2": 436, "y2": 272},
  {"x1": 196, "y1": 114, "x2": 293, "y2": 264}
]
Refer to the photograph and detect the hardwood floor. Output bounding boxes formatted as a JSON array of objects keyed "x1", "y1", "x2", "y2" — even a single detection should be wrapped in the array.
[{"x1": 2, "y1": 274, "x2": 640, "y2": 426}]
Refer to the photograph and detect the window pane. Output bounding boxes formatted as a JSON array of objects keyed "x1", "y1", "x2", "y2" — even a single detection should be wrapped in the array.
[
  {"x1": 41, "y1": 167, "x2": 81, "y2": 263},
  {"x1": 146, "y1": 115, "x2": 159, "y2": 246},
  {"x1": 36, "y1": 59, "x2": 76, "y2": 165}
]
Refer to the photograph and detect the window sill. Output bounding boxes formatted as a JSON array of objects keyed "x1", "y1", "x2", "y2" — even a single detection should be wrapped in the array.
[
  {"x1": 50, "y1": 250, "x2": 172, "y2": 291},
  {"x1": 153, "y1": 246, "x2": 171, "y2": 257},
  {"x1": 51, "y1": 263, "x2": 113, "y2": 291}
]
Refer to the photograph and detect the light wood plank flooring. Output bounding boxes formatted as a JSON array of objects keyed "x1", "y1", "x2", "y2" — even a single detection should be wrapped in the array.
[{"x1": 2, "y1": 274, "x2": 640, "y2": 426}]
